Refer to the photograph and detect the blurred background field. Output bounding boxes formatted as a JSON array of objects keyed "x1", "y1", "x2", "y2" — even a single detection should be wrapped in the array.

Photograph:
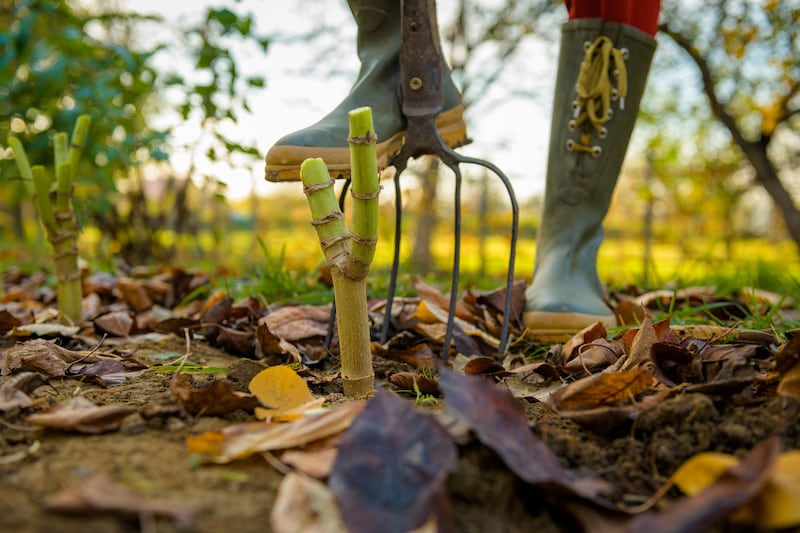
[{"x1": 1, "y1": 1, "x2": 798, "y2": 307}]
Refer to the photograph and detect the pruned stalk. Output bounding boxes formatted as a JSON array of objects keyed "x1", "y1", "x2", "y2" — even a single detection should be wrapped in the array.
[
  {"x1": 347, "y1": 106, "x2": 380, "y2": 280},
  {"x1": 7, "y1": 115, "x2": 90, "y2": 326},
  {"x1": 300, "y1": 107, "x2": 380, "y2": 398}
]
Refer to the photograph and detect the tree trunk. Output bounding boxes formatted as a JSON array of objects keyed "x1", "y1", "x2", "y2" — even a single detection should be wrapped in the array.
[
  {"x1": 743, "y1": 140, "x2": 800, "y2": 251},
  {"x1": 661, "y1": 24, "x2": 800, "y2": 255}
]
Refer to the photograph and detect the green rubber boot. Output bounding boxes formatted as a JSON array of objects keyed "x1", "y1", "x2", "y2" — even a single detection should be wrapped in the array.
[
  {"x1": 265, "y1": 0, "x2": 467, "y2": 182},
  {"x1": 523, "y1": 19, "x2": 656, "y2": 341}
]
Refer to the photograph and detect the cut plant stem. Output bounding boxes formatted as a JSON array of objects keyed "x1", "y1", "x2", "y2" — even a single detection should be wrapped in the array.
[
  {"x1": 300, "y1": 106, "x2": 380, "y2": 398},
  {"x1": 7, "y1": 115, "x2": 90, "y2": 326}
]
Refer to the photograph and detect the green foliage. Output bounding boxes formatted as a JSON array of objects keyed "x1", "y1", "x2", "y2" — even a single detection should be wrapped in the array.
[
  {"x1": 0, "y1": 0, "x2": 167, "y2": 233},
  {"x1": 0, "y1": 0, "x2": 270, "y2": 264}
]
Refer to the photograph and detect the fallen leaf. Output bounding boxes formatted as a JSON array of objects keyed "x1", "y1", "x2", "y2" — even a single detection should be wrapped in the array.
[
  {"x1": 93, "y1": 310, "x2": 134, "y2": 337},
  {"x1": 777, "y1": 360, "x2": 800, "y2": 400},
  {"x1": 549, "y1": 370, "x2": 654, "y2": 411},
  {"x1": 438, "y1": 368, "x2": 608, "y2": 499},
  {"x1": 388, "y1": 372, "x2": 440, "y2": 396},
  {"x1": 187, "y1": 400, "x2": 365, "y2": 464},
  {"x1": 44, "y1": 472, "x2": 200, "y2": 529},
  {"x1": 329, "y1": 389, "x2": 457, "y2": 533},
  {"x1": 249, "y1": 365, "x2": 319, "y2": 421},
  {"x1": 414, "y1": 279, "x2": 473, "y2": 322},
  {"x1": 628, "y1": 438, "x2": 781, "y2": 533},
  {"x1": 271, "y1": 473, "x2": 347, "y2": 533},
  {"x1": 116, "y1": 277, "x2": 154, "y2": 311},
  {"x1": 171, "y1": 374, "x2": 260, "y2": 416},
  {"x1": 620, "y1": 316, "x2": 658, "y2": 371},
  {"x1": 8, "y1": 324, "x2": 81, "y2": 338},
  {"x1": 263, "y1": 305, "x2": 331, "y2": 341},
  {"x1": 563, "y1": 338, "x2": 623, "y2": 374},
  {"x1": 27, "y1": 397, "x2": 136, "y2": 434},
  {"x1": 473, "y1": 280, "x2": 526, "y2": 330},
  {"x1": 0, "y1": 372, "x2": 48, "y2": 413},
  {"x1": 280, "y1": 447, "x2": 339, "y2": 479},
  {"x1": 2, "y1": 339, "x2": 87, "y2": 376},
  {"x1": 210, "y1": 325, "x2": 256, "y2": 356},
  {"x1": 0, "y1": 309, "x2": 22, "y2": 334},
  {"x1": 462, "y1": 355, "x2": 506, "y2": 376},
  {"x1": 671, "y1": 445, "x2": 800, "y2": 529},
  {"x1": 373, "y1": 335, "x2": 438, "y2": 369},
  {"x1": 68, "y1": 358, "x2": 148, "y2": 387},
  {"x1": 562, "y1": 321, "x2": 608, "y2": 362}
]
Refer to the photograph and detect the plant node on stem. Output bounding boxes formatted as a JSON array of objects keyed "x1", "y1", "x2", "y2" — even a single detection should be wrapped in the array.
[
  {"x1": 300, "y1": 107, "x2": 380, "y2": 398},
  {"x1": 8, "y1": 115, "x2": 90, "y2": 326}
]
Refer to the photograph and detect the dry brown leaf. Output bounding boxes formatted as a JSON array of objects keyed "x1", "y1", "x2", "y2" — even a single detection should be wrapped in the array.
[
  {"x1": 562, "y1": 321, "x2": 608, "y2": 362},
  {"x1": 550, "y1": 369, "x2": 655, "y2": 411},
  {"x1": 388, "y1": 371, "x2": 441, "y2": 395},
  {"x1": 2, "y1": 339, "x2": 86, "y2": 376},
  {"x1": 27, "y1": 397, "x2": 136, "y2": 434},
  {"x1": 635, "y1": 286, "x2": 716, "y2": 309},
  {"x1": 116, "y1": 277, "x2": 153, "y2": 311},
  {"x1": 620, "y1": 316, "x2": 658, "y2": 372},
  {"x1": 411, "y1": 299, "x2": 499, "y2": 348},
  {"x1": 414, "y1": 279, "x2": 473, "y2": 322},
  {"x1": 564, "y1": 339, "x2": 623, "y2": 374},
  {"x1": 255, "y1": 317, "x2": 302, "y2": 363},
  {"x1": 93, "y1": 311, "x2": 134, "y2": 337},
  {"x1": 0, "y1": 372, "x2": 48, "y2": 413},
  {"x1": 0, "y1": 309, "x2": 22, "y2": 334},
  {"x1": 187, "y1": 400, "x2": 365, "y2": 464},
  {"x1": 44, "y1": 472, "x2": 200, "y2": 529},
  {"x1": 263, "y1": 305, "x2": 330, "y2": 341},
  {"x1": 279, "y1": 447, "x2": 339, "y2": 479},
  {"x1": 270, "y1": 473, "x2": 347, "y2": 533},
  {"x1": 171, "y1": 374, "x2": 259, "y2": 416}
]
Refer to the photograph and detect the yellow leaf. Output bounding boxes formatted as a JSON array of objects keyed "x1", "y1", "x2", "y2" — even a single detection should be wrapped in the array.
[
  {"x1": 411, "y1": 300, "x2": 440, "y2": 324},
  {"x1": 249, "y1": 366, "x2": 315, "y2": 421},
  {"x1": 671, "y1": 452, "x2": 739, "y2": 495},
  {"x1": 778, "y1": 361, "x2": 800, "y2": 401},
  {"x1": 672, "y1": 450, "x2": 800, "y2": 529},
  {"x1": 731, "y1": 451, "x2": 800, "y2": 529}
]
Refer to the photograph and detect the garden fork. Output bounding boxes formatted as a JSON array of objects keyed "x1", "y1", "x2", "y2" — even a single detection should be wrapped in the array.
[{"x1": 378, "y1": 0, "x2": 519, "y2": 357}]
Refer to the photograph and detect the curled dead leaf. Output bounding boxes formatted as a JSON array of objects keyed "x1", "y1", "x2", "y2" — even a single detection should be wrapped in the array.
[
  {"x1": 27, "y1": 397, "x2": 136, "y2": 434},
  {"x1": 171, "y1": 374, "x2": 260, "y2": 416}
]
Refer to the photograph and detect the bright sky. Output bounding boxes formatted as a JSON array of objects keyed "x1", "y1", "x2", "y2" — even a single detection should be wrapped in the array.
[{"x1": 121, "y1": 0, "x2": 560, "y2": 201}]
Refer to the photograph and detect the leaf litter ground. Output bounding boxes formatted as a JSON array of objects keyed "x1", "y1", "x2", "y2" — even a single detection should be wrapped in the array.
[{"x1": 1, "y1": 267, "x2": 799, "y2": 532}]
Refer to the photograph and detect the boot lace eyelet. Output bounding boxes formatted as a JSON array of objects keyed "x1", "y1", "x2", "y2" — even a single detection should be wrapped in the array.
[
  {"x1": 568, "y1": 119, "x2": 577, "y2": 131},
  {"x1": 565, "y1": 139, "x2": 576, "y2": 152},
  {"x1": 621, "y1": 48, "x2": 630, "y2": 60},
  {"x1": 583, "y1": 41, "x2": 592, "y2": 52},
  {"x1": 598, "y1": 127, "x2": 607, "y2": 139},
  {"x1": 591, "y1": 146, "x2": 602, "y2": 158}
]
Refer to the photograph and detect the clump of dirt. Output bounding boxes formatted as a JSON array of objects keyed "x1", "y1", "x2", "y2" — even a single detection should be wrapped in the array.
[{"x1": 1, "y1": 335, "x2": 798, "y2": 532}]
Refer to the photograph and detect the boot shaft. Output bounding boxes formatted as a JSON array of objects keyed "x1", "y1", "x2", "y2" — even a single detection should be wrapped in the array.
[{"x1": 545, "y1": 19, "x2": 656, "y2": 213}]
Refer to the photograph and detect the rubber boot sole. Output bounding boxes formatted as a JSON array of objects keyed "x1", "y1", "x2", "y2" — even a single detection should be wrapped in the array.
[
  {"x1": 522, "y1": 309, "x2": 616, "y2": 343},
  {"x1": 265, "y1": 106, "x2": 468, "y2": 182}
]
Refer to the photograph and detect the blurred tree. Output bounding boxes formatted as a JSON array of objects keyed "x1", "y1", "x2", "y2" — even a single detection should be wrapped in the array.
[
  {"x1": 0, "y1": 0, "x2": 269, "y2": 264},
  {"x1": 0, "y1": 0, "x2": 167, "y2": 245},
  {"x1": 659, "y1": 0, "x2": 800, "y2": 253}
]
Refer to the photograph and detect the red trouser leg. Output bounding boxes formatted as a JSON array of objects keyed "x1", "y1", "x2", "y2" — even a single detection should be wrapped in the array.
[{"x1": 564, "y1": 0, "x2": 661, "y2": 36}]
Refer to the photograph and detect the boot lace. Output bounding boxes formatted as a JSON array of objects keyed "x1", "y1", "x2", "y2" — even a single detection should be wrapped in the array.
[{"x1": 566, "y1": 36, "x2": 628, "y2": 158}]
